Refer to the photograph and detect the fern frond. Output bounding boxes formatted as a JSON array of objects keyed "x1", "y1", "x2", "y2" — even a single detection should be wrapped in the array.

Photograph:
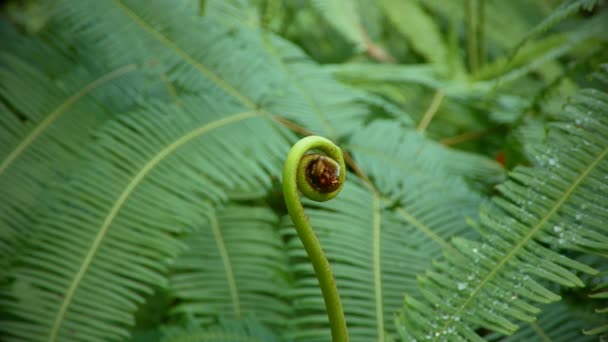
[
  {"x1": 327, "y1": 63, "x2": 444, "y2": 90},
  {"x1": 169, "y1": 205, "x2": 292, "y2": 328},
  {"x1": 282, "y1": 178, "x2": 479, "y2": 341},
  {"x1": 378, "y1": 0, "x2": 448, "y2": 67},
  {"x1": 478, "y1": 13, "x2": 607, "y2": 85},
  {"x1": 420, "y1": 0, "x2": 549, "y2": 52},
  {"x1": 49, "y1": 0, "x2": 374, "y2": 139},
  {"x1": 0, "y1": 97, "x2": 292, "y2": 341},
  {"x1": 0, "y1": 51, "x2": 147, "y2": 277},
  {"x1": 282, "y1": 180, "x2": 420, "y2": 341},
  {"x1": 310, "y1": 0, "x2": 367, "y2": 49},
  {"x1": 260, "y1": 35, "x2": 375, "y2": 139},
  {"x1": 397, "y1": 82, "x2": 608, "y2": 339},
  {"x1": 346, "y1": 120, "x2": 504, "y2": 188},
  {"x1": 494, "y1": 301, "x2": 595, "y2": 341},
  {"x1": 282, "y1": 119, "x2": 501, "y2": 340},
  {"x1": 512, "y1": 0, "x2": 599, "y2": 55},
  {"x1": 583, "y1": 271, "x2": 608, "y2": 337},
  {"x1": 161, "y1": 319, "x2": 279, "y2": 342}
]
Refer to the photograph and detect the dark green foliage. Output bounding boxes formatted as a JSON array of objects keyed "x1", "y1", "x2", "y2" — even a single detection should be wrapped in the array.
[{"x1": 0, "y1": 0, "x2": 606, "y2": 341}]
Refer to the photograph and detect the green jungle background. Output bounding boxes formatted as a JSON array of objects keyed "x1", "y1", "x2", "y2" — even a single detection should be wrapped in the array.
[{"x1": 0, "y1": 0, "x2": 607, "y2": 341}]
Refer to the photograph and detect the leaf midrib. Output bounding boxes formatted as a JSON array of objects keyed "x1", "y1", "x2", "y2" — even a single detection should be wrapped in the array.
[
  {"x1": 261, "y1": 36, "x2": 337, "y2": 140},
  {"x1": 435, "y1": 143, "x2": 608, "y2": 339},
  {"x1": 209, "y1": 209, "x2": 241, "y2": 317},
  {"x1": 0, "y1": 64, "x2": 136, "y2": 176},
  {"x1": 372, "y1": 192, "x2": 384, "y2": 341},
  {"x1": 48, "y1": 111, "x2": 259, "y2": 341},
  {"x1": 113, "y1": 0, "x2": 257, "y2": 110},
  {"x1": 114, "y1": 1, "x2": 341, "y2": 140}
]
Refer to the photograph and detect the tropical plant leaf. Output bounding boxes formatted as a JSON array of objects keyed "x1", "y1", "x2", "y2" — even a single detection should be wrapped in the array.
[
  {"x1": 0, "y1": 49, "x2": 154, "y2": 278},
  {"x1": 490, "y1": 301, "x2": 596, "y2": 341},
  {"x1": 161, "y1": 319, "x2": 279, "y2": 342},
  {"x1": 420, "y1": 0, "x2": 555, "y2": 52},
  {"x1": 346, "y1": 120, "x2": 504, "y2": 188},
  {"x1": 50, "y1": 0, "x2": 378, "y2": 139},
  {"x1": 310, "y1": 0, "x2": 367, "y2": 49},
  {"x1": 281, "y1": 180, "x2": 423, "y2": 341},
  {"x1": 0, "y1": 97, "x2": 292, "y2": 341},
  {"x1": 259, "y1": 35, "x2": 377, "y2": 140},
  {"x1": 479, "y1": 13, "x2": 607, "y2": 86},
  {"x1": 281, "y1": 118, "x2": 501, "y2": 341},
  {"x1": 512, "y1": 0, "x2": 599, "y2": 55},
  {"x1": 2, "y1": 1, "x2": 607, "y2": 342},
  {"x1": 169, "y1": 205, "x2": 292, "y2": 329},
  {"x1": 583, "y1": 271, "x2": 608, "y2": 338},
  {"x1": 378, "y1": 0, "x2": 448, "y2": 67},
  {"x1": 281, "y1": 177, "x2": 479, "y2": 341},
  {"x1": 396, "y1": 83, "x2": 608, "y2": 340}
]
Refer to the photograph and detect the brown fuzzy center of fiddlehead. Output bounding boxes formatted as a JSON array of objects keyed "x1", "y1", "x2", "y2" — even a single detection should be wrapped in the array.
[{"x1": 305, "y1": 155, "x2": 342, "y2": 193}]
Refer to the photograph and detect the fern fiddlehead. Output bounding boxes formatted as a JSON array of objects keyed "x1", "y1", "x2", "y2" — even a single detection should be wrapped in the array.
[{"x1": 283, "y1": 136, "x2": 349, "y2": 342}]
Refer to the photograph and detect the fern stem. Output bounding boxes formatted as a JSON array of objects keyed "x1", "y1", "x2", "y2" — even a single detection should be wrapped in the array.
[
  {"x1": 476, "y1": 0, "x2": 485, "y2": 68},
  {"x1": 417, "y1": 90, "x2": 445, "y2": 133},
  {"x1": 199, "y1": 0, "x2": 205, "y2": 15},
  {"x1": 465, "y1": 0, "x2": 478, "y2": 73},
  {"x1": 283, "y1": 136, "x2": 349, "y2": 342}
]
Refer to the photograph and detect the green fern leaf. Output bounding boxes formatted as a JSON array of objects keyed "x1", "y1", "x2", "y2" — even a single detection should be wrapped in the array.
[
  {"x1": 0, "y1": 51, "x2": 147, "y2": 277},
  {"x1": 50, "y1": 0, "x2": 375, "y2": 139},
  {"x1": 378, "y1": 0, "x2": 448, "y2": 67},
  {"x1": 491, "y1": 301, "x2": 596, "y2": 341},
  {"x1": 512, "y1": 0, "x2": 599, "y2": 55},
  {"x1": 583, "y1": 271, "x2": 608, "y2": 338},
  {"x1": 311, "y1": 0, "x2": 367, "y2": 49},
  {"x1": 420, "y1": 0, "x2": 549, "y2": 51},
  {"x1": 169, "y1": 205, "x2": 292, "y2": 328},
  {"x1": 396, "y1": 84, "x2": 608, "y2": 339},
  {"x1": 0, "y1": 98, "x2": 291, "y2": 341},
  {"x1": 282, "y1": 119, "x2": 501, "y2": 341},
  {"x1": 161, "y1": 319, "x2": 279, "y2": 342},
  {"x1": 258, "y1": 35, "x2": 375, "y2": 139},
  {"x1": 346, "y1": 120, "x2": 504, "y2": 187},
  {"x1": 478, "y1": 13, "x2": 607, "y2": 85}
]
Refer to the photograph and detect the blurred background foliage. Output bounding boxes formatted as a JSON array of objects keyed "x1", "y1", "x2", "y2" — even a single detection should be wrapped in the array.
[{"x1": 1, "y1": 0, "x2": 607, "y2": 341}]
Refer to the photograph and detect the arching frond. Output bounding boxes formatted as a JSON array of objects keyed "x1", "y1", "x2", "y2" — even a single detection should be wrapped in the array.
[
  {"x1": 378, "y1": 0, "x2": 448, "y2": 67},
  {"x1": 0, "y1": 97, "x2": 292, "y2": 341},
  {"x1": 491, "y1": 302, "x2": 596, "y2": 342},
  {"x1": 48, "y1": 0, "x2": 375, "y2": 139},
  {"x1": 281, "y1": 174, "x2": 481, "y2": 342},
  {"x1": 583, "y1": 271, "x2": 608, "y2": 338},
  {"x1": 346, "y1": 120, "x2": 504, "y2": 189},
  {"x1": 0, "y1": 50, "x2": 154, "y2": 277},
  {"x1": 420, "y1": 1, "x2": 556, "y2": 52},
  {"x1": 169, "y1": 205, "x2": 292, "y2": 329},
  {"x1": 310, "y1": 0, "x2": 367, "y2": 49},
  {"x1": 281, "y1": 116, "x2": 503, "y2": 341},
  {"x1": 396, "y1": 85, "x2": 608, "y2": 340},
  {"x1": 281, "y1": 180, "x2": 418, "y2": 341},
  {"x1": 161, "y1": 319, "x2": 279, "y2": 342},
  {"x1": 512, "y1": 0, "x2": 599, "y2": 55},
  {"x1": 259, "y1": 35, "x2": 375, "y2": 140}
]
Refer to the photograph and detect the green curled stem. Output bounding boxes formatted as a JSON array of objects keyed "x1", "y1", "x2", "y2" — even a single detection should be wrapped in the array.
[{"x1": 282, "y1": 136, "x2": 349, "y2": 342}]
